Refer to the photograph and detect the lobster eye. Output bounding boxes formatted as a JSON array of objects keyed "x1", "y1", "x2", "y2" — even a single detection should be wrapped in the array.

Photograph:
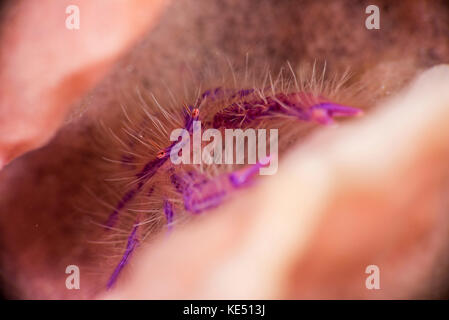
[
  {"x1": 157, "y1": 150, "x2": 166, "y2": 159},
  {"x1": 191, "y1": 108, "x2": 200, "y2": 118}
]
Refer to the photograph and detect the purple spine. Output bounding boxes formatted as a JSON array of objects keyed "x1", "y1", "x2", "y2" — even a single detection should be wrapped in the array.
[
  {"x1": 212, "y1": 90, "x2": 362, "y2": 128},
  {"x1": 105, "y1": 156, "x2": 168, "y2": 228},
  {"x1": 106, "y1": 223, "x2": 139, "y2": 290},
  {"x1": 310, "y1": 102, "x2": 363, "y2": 124},
  {"x1": 163, "y1": 200, "x2": 174, "y2": 231},
  {"x1": 228, "y1": 157, "x2": 270, "y2": 188}
]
